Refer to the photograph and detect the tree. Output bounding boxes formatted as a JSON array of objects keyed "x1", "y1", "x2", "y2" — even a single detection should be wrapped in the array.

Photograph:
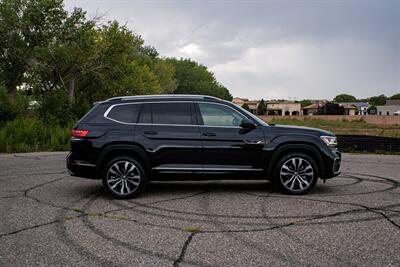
[
  {"x1": 166, "y1": 58, "x2": 232, "y2": 100},
  {"x1": 241, "y1": 103, "x2": 250, "y2": 111},
  {"x1": 368, "y1": 94, "x2": 387, "y2": 106},
  {"x1": 390, "y1": 93, "x2": 400, "y2": 100},
  {"x1": 317, "y1": 102, "x2": 345, "y2": 115},
  {"x1": 257, "y1": 99, "x2": 266, "y2": 115},
  {"x1": 333, "y1": 94, "x2": 357, "y2": 103},
  {"x1": 0, "y1": 0, "x2": 67, "y2": 101},
  {"x1": 299, "y1": 99, "x2": 313, "y2": 107}
]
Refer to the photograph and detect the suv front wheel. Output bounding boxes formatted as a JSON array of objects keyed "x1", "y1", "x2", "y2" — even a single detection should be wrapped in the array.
[
  {"x1": 102, "y1": 156, "x2": 147, "y2": 199},
  {"x1": 274, "y1": 153, "x2": 318, "y2": 194}
]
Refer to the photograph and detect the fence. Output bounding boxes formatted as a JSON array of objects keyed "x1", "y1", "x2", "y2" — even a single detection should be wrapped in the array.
[
  {"x1": 337, "y1": 135, "x2": 400, "y2": 153},
  {"x1": 259, "y1": 115, "x2": 400, "y2": 125}
]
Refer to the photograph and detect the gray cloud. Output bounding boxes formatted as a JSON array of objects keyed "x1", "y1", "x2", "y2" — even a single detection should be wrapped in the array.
[{"x1": 65, "y1": 0, "x2": 400, "y2": 100}]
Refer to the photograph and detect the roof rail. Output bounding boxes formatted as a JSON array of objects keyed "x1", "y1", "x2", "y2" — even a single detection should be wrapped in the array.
[{"x1": 106, "y1": 94, "x2": 220, "y2": 101}]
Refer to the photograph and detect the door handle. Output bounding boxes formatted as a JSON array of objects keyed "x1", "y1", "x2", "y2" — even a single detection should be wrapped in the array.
[
  {"x1": 244, "y1": 140, "x2": 262, "y2": 145},
  {"x1": 203, "y1": 132, "x2": 216, "y2": 137},
  {"x1": 144, "y1": 131, "x2": 158, "y2": 136}
]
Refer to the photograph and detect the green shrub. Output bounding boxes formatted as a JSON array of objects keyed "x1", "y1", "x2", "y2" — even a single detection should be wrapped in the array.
[
  {"x1": 0, "y1": 117, "x2": 72, "y2": 152},
  {"x1": 38, "y1": 91, "x2": 74, "y2": 126},
  {"x1": 0, "y1": 86, "x2": 14, "y2": 123},
  {"x1": 0, "y1": 86, "x2": 31, "y2": 124}
]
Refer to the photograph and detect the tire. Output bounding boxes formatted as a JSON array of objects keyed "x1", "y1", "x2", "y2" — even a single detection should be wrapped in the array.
[
  {"x1": 102, "y1": 156, "x2": 147, "y2": 199},
  {"x1": 273, "y1": 153, "x2": 318, "y2": 195}
]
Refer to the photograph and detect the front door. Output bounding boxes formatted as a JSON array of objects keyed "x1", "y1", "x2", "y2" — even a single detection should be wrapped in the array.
[{"x1": 196, "y1": 102, "x2": 265, "y2": 178}]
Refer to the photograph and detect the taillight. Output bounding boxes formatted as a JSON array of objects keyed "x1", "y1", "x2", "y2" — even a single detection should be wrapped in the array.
[{"x1": 71, "y1": 129, "x2": 89, "y2": 138}]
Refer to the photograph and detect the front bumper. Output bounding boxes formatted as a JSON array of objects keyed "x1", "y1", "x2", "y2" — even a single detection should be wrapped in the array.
[
  {"x1": 323, "y1": 148, "x2": 341, "y2": 179},
  {"x1": 66, "y1": 152, "x2": 97, "y2": 179}
]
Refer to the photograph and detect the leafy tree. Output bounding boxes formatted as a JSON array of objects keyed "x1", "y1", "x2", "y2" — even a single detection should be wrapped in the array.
[
  {"x1": 167, "y1": 58, "x2": 232, "y2": 100},
  {"x1": 317, "y1": 102, "x2": 345, "y2": 115},
  {"x1": 390, "y1": 93, "x2": 400, "y2": 100},
  {"x1": 368, "y1": 94, "x2": 387, "y2": 106},
  {"x1": 241, "y1": 103, "x2": 250, "y2": 111},
  {"x1": 367, "y1": 105, "x2": 377, "y2": 115},
  {"x1": 0, "y1": 0, "x2": 67, "y2": 101},
  {"x1": 333, "y1": 94, "x2": 357, "y2": 103},
  {"x1": 299, "y1": 99, "x2": 313, "y2": 107},
  {"x1": 257, "y1": 99, "x2": 266, "y2": 115}
]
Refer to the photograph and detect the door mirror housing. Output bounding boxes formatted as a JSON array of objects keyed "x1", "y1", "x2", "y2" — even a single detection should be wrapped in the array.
[{"x1": 240, "y1": 118, "x2": 256, "y2": 129}]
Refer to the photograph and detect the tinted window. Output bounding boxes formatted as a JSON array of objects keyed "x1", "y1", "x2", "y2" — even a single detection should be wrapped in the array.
[
  {"x1": 107, "y1": 104, "x2": 140, "y2": 123},
  {"x1": 152, "y1": 103, "x2": 192, "y2": 125},
  {"x1": 138, "y1": 103, "x2": 151, "y2": 123},
  {"x1": 198, "y1": 103, "x2": 245, "y2": 126}
]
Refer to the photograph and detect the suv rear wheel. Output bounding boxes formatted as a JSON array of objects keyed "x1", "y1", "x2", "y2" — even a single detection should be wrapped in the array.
[
  {"x1": 102, "y1": 156, "x2": 147, "y2": 199},
  {"x1": 274, "y1": 153, "x2": 318, "y2": 194}
]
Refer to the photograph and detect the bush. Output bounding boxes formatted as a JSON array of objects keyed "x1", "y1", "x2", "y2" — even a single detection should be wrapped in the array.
[
  {"x1": 38, "y1": 91, "x2": 74, "y2": 126},
  {"x1": 0, "y1": 86, "x2": 14, "y2": 123},
  {"x1": 0, "y1": 117, "x2": 72, "y2": 152},
  {"x1": 0, "y1": 86, "x2": 31, "y2": 124}
]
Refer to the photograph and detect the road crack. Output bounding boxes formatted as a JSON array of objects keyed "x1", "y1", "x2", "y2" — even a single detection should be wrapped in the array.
[{"x1": 173, "y1": 232, "x2": 196, "y2": 267}]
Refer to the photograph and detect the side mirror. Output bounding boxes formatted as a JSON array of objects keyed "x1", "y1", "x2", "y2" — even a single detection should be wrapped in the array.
[{"x1": 240, "y1": 118, "x2": 256, "y2": 129}]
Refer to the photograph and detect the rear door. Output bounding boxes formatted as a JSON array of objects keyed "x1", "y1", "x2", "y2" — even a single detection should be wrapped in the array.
[
  {"x1": 196, "y1": 102, "x2": 265, "y2": 178},
  {"x1": 135, "y1": 101, "x2": 203, "y2": 178}
]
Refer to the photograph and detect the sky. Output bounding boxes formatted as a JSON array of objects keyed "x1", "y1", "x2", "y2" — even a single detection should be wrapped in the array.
[{"x1": 64, "y1": 0, "x2": 400, "y2": 100}]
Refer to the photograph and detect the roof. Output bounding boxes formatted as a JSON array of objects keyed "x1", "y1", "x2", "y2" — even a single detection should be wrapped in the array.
[
  {"x1": 106, "y1": 94, "x2": 221, "y2": 102},
  {"x1": 340, "y1": 103, "x2": 357, "y2": 109},
  {"x1": 386, "y1": 99, "x2": 400, "y2": 105},
  {"x1": 303, "y1": 104, "x2": 319, "y2": 109},
  {"x1": 339, "y1": 102, "x2": 369, "y2": 108}
]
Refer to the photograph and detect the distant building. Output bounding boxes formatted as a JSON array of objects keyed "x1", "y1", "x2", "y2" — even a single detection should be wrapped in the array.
[
  {"x1": 339, "y1": 103, "x2": 357, "y2": 115},
  {"x1": 302, "y1": 104, "x2": 320, "y2": 115},
  {"x1": 232, "y1": 98, "x2": 259, "y2": 114},
  {"x1": 376, "y1": 99, "x2": 400, "y2": 115},
  {"x1": 266, "y1": 102, "x2": 301, "y2": 116},
  {"x1": 232, "y1": 98, "x2": 301, "y2": 116},
  {"x1": 302, "y1": 103, "x2": 357, "y2": 115},
  {"x1": 232, "y1": 97, "x2": 248, "y2": 106},
  {"x1": 339, "y1": 102, "x2": 369, "y2": 115}
]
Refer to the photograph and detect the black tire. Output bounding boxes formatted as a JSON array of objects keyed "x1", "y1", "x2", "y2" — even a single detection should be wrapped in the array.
[
  {"x1": 273, "y1": 153, "x2": 318, "y2": 195},
  {"x1": 102, "y1": 156, "x2": 147, "y2": 199}
]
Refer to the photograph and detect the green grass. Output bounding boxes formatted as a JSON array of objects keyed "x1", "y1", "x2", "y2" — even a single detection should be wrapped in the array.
[
  {"x1": 0, "y1": 117, "x2": 73, "y2": 153},
  {"x1": 268, "y1": 118, "x2": 400, "y2": 138}
]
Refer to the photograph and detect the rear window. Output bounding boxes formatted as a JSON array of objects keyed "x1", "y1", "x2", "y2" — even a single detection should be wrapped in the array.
[
  {"x1": 138, "y1": 103, "x2": 193, "y2": 125},
  {"x1": 106, "y1": 104, "x2": 141, "y2": 123}
]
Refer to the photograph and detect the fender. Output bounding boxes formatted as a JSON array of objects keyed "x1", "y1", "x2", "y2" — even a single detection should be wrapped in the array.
[
  {"x1": 267, "y1": 143, "x2": 325, "y2": 179},
  {"x1": 95, "y1": 143, "x2": 151, "y2": 176}
]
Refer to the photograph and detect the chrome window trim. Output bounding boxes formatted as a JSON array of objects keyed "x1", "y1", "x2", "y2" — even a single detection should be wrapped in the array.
[{"x1": 103, "y1": 100, "x2": 254, "y2": 128}]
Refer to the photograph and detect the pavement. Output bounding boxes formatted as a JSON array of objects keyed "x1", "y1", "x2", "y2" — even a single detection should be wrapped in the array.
[{"x1": 0, "y1": 152, "x2": 399, "y2": 267}]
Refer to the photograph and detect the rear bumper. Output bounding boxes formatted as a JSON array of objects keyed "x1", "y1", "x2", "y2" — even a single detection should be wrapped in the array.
[{"x1": 66, "y1": 152, "x2": 98, "y2": 179}]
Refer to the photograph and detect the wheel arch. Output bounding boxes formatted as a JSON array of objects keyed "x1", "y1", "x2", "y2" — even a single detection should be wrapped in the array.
[
  {"x1": 267, "y1": 143, "x2": 325, "y2": 179},
  {"x1": 95, "y1": 143, "x2": 151, "y2": 177}
]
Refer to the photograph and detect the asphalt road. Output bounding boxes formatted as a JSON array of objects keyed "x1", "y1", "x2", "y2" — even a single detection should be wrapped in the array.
[{"x1": 0, "y1": 152, "x2": 399, "y2": 267}]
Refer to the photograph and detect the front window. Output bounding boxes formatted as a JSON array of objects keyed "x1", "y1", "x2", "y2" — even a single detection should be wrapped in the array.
[{"x1": 198, "y1": 103, "x2": 246, "y2": 127}]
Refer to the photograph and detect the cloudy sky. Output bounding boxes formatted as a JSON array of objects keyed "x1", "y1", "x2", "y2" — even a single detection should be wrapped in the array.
[{"x1": 64, "y1": 0, "x2": 399, "y2": 100}]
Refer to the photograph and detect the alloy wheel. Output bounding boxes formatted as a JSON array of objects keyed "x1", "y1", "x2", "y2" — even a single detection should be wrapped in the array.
[
  {"x1": 280, "y1": 157, "x2": 314, "y2": 192},
  {"x1": 106, "y1": 161, "x2": 141, "y2": 195}
]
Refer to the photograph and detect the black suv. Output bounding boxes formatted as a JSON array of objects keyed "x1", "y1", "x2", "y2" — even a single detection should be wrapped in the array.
[{"x1": 67, "y1": 95, "x2": 341, "y2": 198}]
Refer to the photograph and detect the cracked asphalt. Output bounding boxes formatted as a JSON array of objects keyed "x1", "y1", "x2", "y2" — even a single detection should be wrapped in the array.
[{"x1": 0, "y1": 152, "x2": 399, "y2": 266}]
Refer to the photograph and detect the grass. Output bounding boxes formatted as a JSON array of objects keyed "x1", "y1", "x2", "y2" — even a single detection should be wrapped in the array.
[
  {"x1": 268, "y1": 118, "x2": 400, "y2": 138},
  {"x1": 0, "y1": 117, "x2": 73, "y2": 153},
  {"x1": 182, "y1": 226, "x2": 202, "y2": 233}
]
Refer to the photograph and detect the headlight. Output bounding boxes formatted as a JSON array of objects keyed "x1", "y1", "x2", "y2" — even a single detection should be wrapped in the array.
[{"x1": 320, "y1": 135, "x2": 337, "y2": 147}]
